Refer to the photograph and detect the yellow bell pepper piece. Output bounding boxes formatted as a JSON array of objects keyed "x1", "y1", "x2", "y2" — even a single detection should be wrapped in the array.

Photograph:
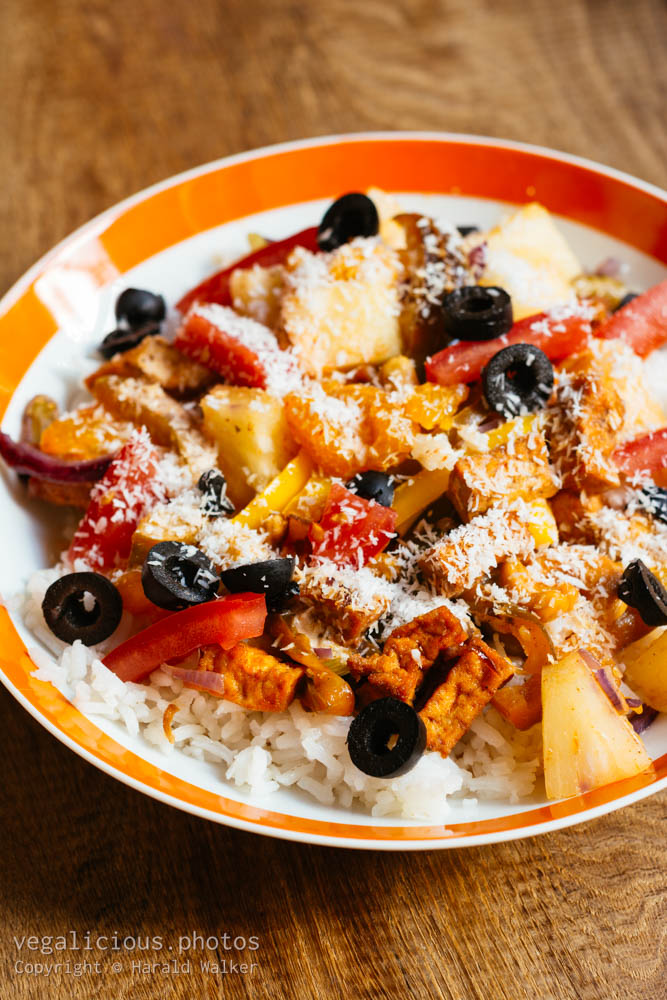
[
  {"x1": 486, "y1": 414, "x2": 537, "y2": 450},
  {"x1": 283, "y1": 474, "x2": 331, "y2": 518},
  {"x1": 233, "y1": 451, "x2": 313, "y2": 529},
  {"x1": 393, "y1": 468, "x2": 451, "y2": 536},
  {"x1": 524, "y1": 498, "x2": 559, "y2": 547}
]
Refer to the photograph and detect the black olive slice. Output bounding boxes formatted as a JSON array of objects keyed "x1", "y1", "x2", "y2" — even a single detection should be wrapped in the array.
[
  {"x1": 640, "y1": 485, "x2": 667, "y2": 525},
  {"x1": 42, "y1": 572, "x2": 123, "y2": 646},
  {"x1": 441, "y1": 285, "x2": 513, "y2": 343},
  {"x1": 220, "y1": 558, "x2": 297, "y2": 613},
  {"x1": 98, "y1": 322, "x2": 161, "y2": 359},
  {"x1": 115, "y1": 288, "x2": 166, "y2": 329},
  {"x1": 613, "y1": 292, "x2": 639, "y2": 312},
  {"x1": 142, "y1": 542, "x2": 220, "y2": 611},
  {"x1": 618, "y1": 559, "x2": 667, "y2": 627},
  {"x1": 197, "y1": 469, "x2": 235, "y2": 516},
  {"x1": 482, "y1": 343, "x2": 554, "y2": 419},
  {"x1": 346, "y1": 470, "x2": 395, "y2": 507},
  {"x1": 457, "y1": 225, "x2": 480, "y2": 237},
  {"x1": 347, "y1": 697, "x2": 426, "y2": 778},
  {"x1": 317, "y1": 193, "x2": 379, "y2": 252}
]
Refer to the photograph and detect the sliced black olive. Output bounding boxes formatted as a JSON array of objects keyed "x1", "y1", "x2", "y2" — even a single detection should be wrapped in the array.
[
  {"x1": 317, "y1": 193, "x2": 379, "y2": 252},
  {"x1": 142, "y1": 542, "x2": 220, "y2": 611},
  {"x1": 347, "y1": 697, "x2": 426, "y2": 778},
  {"x1": 457, "y1": 225, "x2": 480, "y2": 237},
  {"x1": 346, "y1": 470, "x2": 395, "y2": 507},
  {"x1": 42, "y1": 572, "x2": 122, "y2": 646},
  {"x1": 618, "y1": 559, "x2": 667, "y2": 627},
  {"x1": 482, "y1": 343, "x2": 554, "y2": 419},
  {"x1": 220, "y1": 558, "x2": 297, "y2": 613},
  {"x1": 98, "y1": 322, "x2": 161, "y2": 359},
  {"x1": 441, "y1": 285, "x2": 513, "y2": 342},
  {"x1": 115, "y1": 288, "x2": 166, "y2": 329},
  {"x1": 614, "y1": 292, "x2": 639, "y2": 312},
  {"x1": 197, "y1": 469, "x2": 235, "y2": 516},
  {"x1": 639, "y1": 484, "x2": 667, "y2": 525}
]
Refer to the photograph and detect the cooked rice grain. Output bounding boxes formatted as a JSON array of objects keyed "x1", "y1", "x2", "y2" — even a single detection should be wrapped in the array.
[{"x1": 14, "y1": 568, "x2": 542, "y2": 820}]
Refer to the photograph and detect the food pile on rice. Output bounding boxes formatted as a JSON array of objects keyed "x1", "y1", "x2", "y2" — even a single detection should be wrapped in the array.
[{"x1": 3, "y1": 189, "x2": 667, "y2": 819}]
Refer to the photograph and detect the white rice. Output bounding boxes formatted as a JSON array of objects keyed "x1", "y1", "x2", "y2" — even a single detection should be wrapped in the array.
[{"x1": 15, "y1": 567, "x2": 542, "y2": 821}]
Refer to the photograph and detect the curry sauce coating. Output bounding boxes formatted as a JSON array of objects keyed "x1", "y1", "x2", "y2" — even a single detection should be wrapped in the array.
[
  {"x1": 347, "y1": 605, "x2": 468, "y2": 703},
  {"x1": 447, "y1": 433, "x2": 559, "y2": 521},
  {"x1": 199, "y1": 644, "x2": 304, "y2": 712},
  {"x1": 418, "y1": 638, "x2": 514, "y2": 757}
]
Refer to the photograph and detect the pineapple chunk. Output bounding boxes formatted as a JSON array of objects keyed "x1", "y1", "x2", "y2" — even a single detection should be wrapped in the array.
[
  {"x1": 201, "y1": 386, "x2": 297, "y2": 506},
  {"x1": 620, "y1": 627, "x2": 667, "y2": 712},
  {"x1": 280, "y1": 240, "x2": 402, "y2": 375},
  {"x1": 480, "y1": 203, "x2": 581, "y2": 320},
  {"x1": 542, "y1": 650, "x2": 651, "y2": 799}
]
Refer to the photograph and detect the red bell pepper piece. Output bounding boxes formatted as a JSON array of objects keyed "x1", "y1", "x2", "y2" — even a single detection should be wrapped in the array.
[
  {"x1": 309, "y1": 482, "x2": 398, "y2": 569},
  {"x1": 68, "y1": 433, "x2": 163, "y2": 571},
  {"x1": 595, "y1": 279, "x2": 667, "y2": 357},
  {"x1": 103, "y1": 593, "x2": 267, "y2": 683},
  {"x1": 425, "y1": 306, "x2": 593, "y2": 386},
  {"x1": 173, "y1": 308, "x2": 273, "y2": 388},
  {"x1": 176, "y1": 226, "x2": 319, "y2": 314},
  {"x1": 613, "y1": 427, "x2": 667, "y2": 487}
]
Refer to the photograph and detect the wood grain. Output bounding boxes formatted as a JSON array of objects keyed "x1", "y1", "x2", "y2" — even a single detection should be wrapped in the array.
[{"x1": 0, "y1": 1, "x2": 665, "y2": 998}]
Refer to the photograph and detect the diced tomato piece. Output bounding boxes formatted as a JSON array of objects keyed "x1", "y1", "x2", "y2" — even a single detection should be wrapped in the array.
[
  {"x1": 595, "y1": 279, "x2": 667, "y2": 357},
  {"x1": 176, "y1": 226, "x2": 319, "y2": 314},
  {"x1": 425, "y1": 307, "x2": 593, "y2": 386},
  {"x1": 309, "y1": 482, "x2": 398, "y2": 568},
  {"x1": 67, "y1": 433, "x2": 163, "y2": 571},
  {"x1": 103, "y1": 593, "x2": 267, "y2": 682},
  {"x1": 173, "y1": 309, "x2": 270, "y2": 388},
  {"x1": 613, "y1": 427, "x2": 667, "y2": 487}
]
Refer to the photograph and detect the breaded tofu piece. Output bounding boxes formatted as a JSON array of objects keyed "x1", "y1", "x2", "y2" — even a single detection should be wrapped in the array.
[
  {"x1": 280, "y1": 239, "x2": 402, "y2": 376},
  {"x1": 129, "y1": 503, "x2": 205, "y2": 566},
  {"x1": 27, "y1": 478, "x2": 93, "y2": 508},
  {"x1": 418, "y1": 638, "x2": 514, "y2": 757},
  {"x1": 548, "y1": 358, "x2": 625, "y2": 491},
  {"x1": 89, "y1": 374, "x2": 218, "y2": 479},
  {"x1": 297, "y1": 562, "x2": 393, "y2": 644},
  {"x1": 448, "y1": 432, "x2": 559, "y2": 521},
  {"x1": 199, "y1": 644, "x2": 304, "y2": 712},
  {"x1": 87, "y1": 336, "x2": 214, "y2": 397},
  {"x1": 549, "y1": 490, "x2": 603, "y2": 543},
  {"x1": 230, "y1": 263, "x2": 285, "y2": 329},
  {"x1": 419, "y1": 507, "x2": 535, "y2": 598},
  {"x1": 347, "y1": 605, "x2": 468, "y2": 703},
  {"x1": 394, "y1": 213, "x2": 470, "y2": 364}
]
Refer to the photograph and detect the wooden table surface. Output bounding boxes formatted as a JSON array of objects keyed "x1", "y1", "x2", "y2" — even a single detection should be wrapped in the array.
[{"x1": 1, "y1": 1, "x2": 666, "y2": 997}]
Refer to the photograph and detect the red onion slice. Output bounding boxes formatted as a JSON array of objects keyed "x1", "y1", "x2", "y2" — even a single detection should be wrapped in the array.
[
  {"x1": 314, "y1": 647, "x2": 333, "y2": 659},
  {"x1": 630, "y1": 705, "x2": 659, "y2": 734},
  {"x1": 0, "y1": 431, "x2": 115, "y2": 483},
  {"x1": 593, "y1": 666, "x2": 627, "y2": 712},
  {"x1": 594, "y1": 256, "x2": 624, "y2": 278},
  {"x1": 161, "y1": 663, "x2": 228, "y2": 697}
]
